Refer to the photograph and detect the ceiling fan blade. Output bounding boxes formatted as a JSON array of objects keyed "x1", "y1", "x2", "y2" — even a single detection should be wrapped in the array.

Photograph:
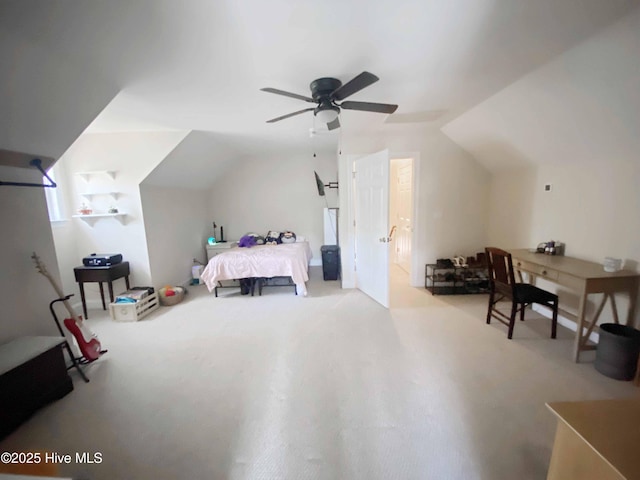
[
  {"x1": 260, "y1": 87, "x2": 314, "y2": 103},
  {"x1": 340, "y1": 101, "x2": 398, "y2": 114},
  {"x1": 331, "y1": 71, "x2": 379, "y2": 101},
  {"x1": 327, "y1": 117, "x2": 340, "y2": 131},
  {"x1": 266, "y1": 107, "x2": 315, "y2": 123}
]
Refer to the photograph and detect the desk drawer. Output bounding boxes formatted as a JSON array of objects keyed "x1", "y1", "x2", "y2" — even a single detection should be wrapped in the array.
[{"x1": 513, "y1": 259, "x2": 559, "y2": 281}]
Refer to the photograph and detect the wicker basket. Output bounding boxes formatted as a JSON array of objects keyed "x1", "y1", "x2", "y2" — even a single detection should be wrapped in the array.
[{"x1": 159, "y1": 286, "x2": 185, "y2": 306}]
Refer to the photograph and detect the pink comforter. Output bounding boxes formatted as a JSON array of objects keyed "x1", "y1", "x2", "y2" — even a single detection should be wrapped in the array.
[{"x1": 201, "y1": 242, "x2": 312, "y2": 296}]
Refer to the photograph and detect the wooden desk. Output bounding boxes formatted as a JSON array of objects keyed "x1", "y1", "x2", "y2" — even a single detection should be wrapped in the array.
[
  {"x1": 74, "y1": 262, "x2": 130, "y2": 319},
  {"x1": 510, "y1": 250, "x2": 639, "y2": 362},
  {"x1": 546, "y1": 399, "x2": 640, "y2": 480}
]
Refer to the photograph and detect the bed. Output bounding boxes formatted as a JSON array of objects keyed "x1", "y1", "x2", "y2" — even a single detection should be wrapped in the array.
[{"x1": 201, "y1": 241, "x2": 313, "y2": 296}]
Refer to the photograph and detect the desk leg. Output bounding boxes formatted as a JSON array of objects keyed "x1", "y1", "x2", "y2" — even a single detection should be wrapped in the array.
[
  {"x1": 574, "y1": 289, "x2": 588, "y2": 363},
  {"x1": 78, "y1": 282, "x2": 88, "y2": 319},
  {"x1": 98, "y1": 282, "x2": 106, "y2": 310},
  {"x1": 108, "y1": 282, "x2": 115, "y2": 304},
  {"x1": 125, "y1": 275, "x2": 130, "y2": 290}
]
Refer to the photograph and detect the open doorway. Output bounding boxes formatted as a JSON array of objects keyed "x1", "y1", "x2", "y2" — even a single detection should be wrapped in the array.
[
  {"x1": 389, "y1": 158, "x2": 413, "y2": 273},
  {"x1": 342, "y1": 150, "x2": 419, "y2": 307},
  {"x1": 389, "y1": 157, "x2": 414, "y2": 293}
]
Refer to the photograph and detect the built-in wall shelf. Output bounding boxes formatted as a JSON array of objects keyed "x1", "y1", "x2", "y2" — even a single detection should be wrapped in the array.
[
  {"x1": 72, "y1": 213, "x2": 127, "y2": 225},
  {"x1": 79, "y1": 191, "x2": 120, "y2": 201},
  {"x1": 75, "y1": 170, "x2": 116, "y2": 182}
]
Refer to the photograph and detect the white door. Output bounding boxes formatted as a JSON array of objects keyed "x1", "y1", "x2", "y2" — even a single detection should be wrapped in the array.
[
  {"x1": 355, "y1": 149, "x2": 390, "y2": 307},
  {"x1": 396, "y1": 160, "x2": 413, "y2": 273}
]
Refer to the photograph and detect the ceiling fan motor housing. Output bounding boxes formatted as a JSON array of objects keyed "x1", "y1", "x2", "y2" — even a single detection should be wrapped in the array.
[{"x1": 310, "y1": 77, "x2": 342, "y2": 102}]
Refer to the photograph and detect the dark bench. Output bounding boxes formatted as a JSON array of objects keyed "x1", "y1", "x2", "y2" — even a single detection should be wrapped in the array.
[{"x1": 0, "y1": 336, "x2": 73, "y2": 439}]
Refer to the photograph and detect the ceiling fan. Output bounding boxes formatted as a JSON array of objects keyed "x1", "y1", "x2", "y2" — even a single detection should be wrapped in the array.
[{"x1": 261, "y1": 71, "x2": 398, "y2": 130}]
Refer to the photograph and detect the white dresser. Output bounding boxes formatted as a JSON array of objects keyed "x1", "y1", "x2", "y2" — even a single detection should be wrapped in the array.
[{"x1": 206, "y1": 241, "x2": 237, "y2": 261}]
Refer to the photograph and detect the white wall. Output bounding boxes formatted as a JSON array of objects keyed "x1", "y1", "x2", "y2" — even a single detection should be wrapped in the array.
[
  {"x1": 140, "y1": 184, "x2": 210, "y2": 287},
  {"x1": 207, "y1": 152, "x2": 338, "y2": 264},
  {"x1": 0, "y1": 166, "x2": 61, "y2": 342},
  {"x1": 486, "y1": 168, "x2": 538, "y2": 249},
  {"x1": 489, "y1": 163, "x2": 640, "y2": 263},
  {"x1": 443, "y1": 7, "x2": 640, "y2": 326},
  {"x1": 51, "y1": 131, "x2": 188, "y2": 305},
  {"x1": 340, "y1": 128, "x2": 491, "y2": 287},
  {"x1": 488, "y1": 162, "x2": 640, "y2": 324}
]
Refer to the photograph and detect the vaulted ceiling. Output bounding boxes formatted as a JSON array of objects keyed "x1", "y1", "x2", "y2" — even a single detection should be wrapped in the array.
[{"x1": 1, "y1": 0, "x2": 638, "y2": 185}]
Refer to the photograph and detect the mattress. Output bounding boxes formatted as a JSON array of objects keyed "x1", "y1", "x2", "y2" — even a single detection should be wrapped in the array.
[{"x1": 201, "y1": 242, "x2": 312, "y2": 296}]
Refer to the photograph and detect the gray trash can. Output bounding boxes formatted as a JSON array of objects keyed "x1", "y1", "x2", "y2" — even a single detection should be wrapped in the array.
[
  {"x1": 594, "y1": 323, "x2": 640, "y2": 381},
  {"x1": 320, "y1": 245, "x2": 340, "y2": 281}
]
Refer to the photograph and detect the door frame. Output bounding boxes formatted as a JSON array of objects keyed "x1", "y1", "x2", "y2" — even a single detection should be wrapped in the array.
[{"x1": 339, "y1": 151, "x2": 421, "y2": 289}]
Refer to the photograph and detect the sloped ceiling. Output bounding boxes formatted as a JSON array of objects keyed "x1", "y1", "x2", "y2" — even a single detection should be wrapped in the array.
[
  {"x1": 141, "y1": 131, "x2": 245, "y2": 189},
  {"x1": 442, "y1": 7, "x2": 640, "y2": 171},
  {"x1": 0, "y1": 17, "x2": 118, "y2": 160},
  {"x1": 2, "y1": 0, "x2": 639, "y2": 184}
]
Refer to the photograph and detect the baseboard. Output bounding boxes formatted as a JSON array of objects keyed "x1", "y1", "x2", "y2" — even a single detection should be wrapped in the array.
[
  {"x1": 532, "y1": 304, "x2": 600, "y2": 343},
  {"x1": 71, "y1": 300, "x2": 85, "y2": 314},
  {"x1": 72, "y1": 299, "x2": 102, "y2": 315}
]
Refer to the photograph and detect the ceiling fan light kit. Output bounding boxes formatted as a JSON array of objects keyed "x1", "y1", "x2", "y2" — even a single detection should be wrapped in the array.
[
  {"x1": 315, "y1": 105, "x2": 339, "y2": 124},
  {"x1": 261, "y1": 71, "x2": 398, "y2": 130}
]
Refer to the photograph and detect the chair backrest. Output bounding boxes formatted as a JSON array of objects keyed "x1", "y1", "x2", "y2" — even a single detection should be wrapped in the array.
[{"x1": 485, "y1": 247, "x2": 517, "y2": 296}]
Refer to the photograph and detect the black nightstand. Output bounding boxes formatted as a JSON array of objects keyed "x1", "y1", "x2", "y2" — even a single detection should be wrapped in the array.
[{"x1": 73, "y1": 262, "x2": 130, "y2": 318}]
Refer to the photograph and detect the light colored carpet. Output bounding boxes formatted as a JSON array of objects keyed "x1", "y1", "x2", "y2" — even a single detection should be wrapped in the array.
[{"x1": 1, "y1": 265, "x2": 638, "y2": 480}]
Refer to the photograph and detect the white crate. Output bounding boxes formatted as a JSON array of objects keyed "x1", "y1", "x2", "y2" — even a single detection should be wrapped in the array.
[{"x1": 109, "y1": 293, "x2": 159, "y2": 322}]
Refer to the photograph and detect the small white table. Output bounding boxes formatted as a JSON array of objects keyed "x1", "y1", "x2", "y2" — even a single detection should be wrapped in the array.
[{"x1": 205, "y1": 241, "x2": 237, "y2": 262}]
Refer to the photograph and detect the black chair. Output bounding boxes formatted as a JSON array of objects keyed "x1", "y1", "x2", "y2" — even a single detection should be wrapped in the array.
[{"x1": 485, "y1": 247, "x2": 558, "y2": 339}]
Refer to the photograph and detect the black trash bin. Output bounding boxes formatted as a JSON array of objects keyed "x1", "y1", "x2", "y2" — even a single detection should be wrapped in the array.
[
  {"x1": 594, "y1": 323, "x2": 640, "y2": 381},
  {"x1": 321, "y1": 245, "x2": 341, "y2": 281}
]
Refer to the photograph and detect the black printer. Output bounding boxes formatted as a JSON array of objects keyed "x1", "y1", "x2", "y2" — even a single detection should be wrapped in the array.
[{"x1": 82, "y1": 253, "x2": 123, "y2": 267}]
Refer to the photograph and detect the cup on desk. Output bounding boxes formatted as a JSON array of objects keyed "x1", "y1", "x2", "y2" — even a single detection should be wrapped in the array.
[{"x1": 603, "y1": 257, "x2": 623, "y2": 272}]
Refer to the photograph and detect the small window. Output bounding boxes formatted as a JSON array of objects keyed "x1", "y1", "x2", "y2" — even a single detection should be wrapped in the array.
[{"x1": 44, "y1": 167, "x2": 65, "y2": 221}]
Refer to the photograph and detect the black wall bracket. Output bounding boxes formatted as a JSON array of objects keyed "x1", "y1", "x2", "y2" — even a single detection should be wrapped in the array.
[{"x1": 0, "y1": 158, "x2": 57, "y2": 188}]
